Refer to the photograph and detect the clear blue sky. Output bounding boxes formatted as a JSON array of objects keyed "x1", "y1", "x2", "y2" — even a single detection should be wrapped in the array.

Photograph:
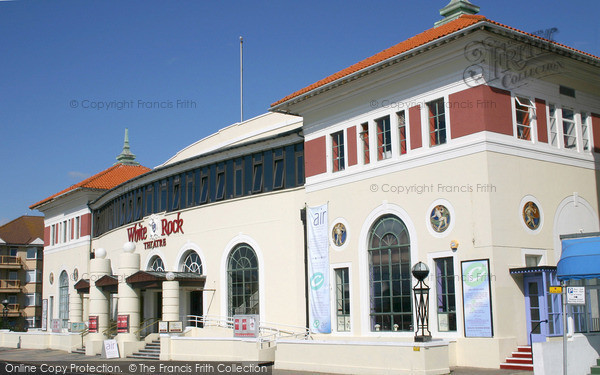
[{"x1": 1, "y1": 0, "x2": 598, "y2": 224}]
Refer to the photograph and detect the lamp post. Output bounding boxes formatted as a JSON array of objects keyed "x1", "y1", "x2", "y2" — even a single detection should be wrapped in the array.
[
  {"x1": 2, "y1": 299, "x2": 9, "y2": 330},
  {"x1": 412, "y1": 262, "x2": 431, "y2": 342}
]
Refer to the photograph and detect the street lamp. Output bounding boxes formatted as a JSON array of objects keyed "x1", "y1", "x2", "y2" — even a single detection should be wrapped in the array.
[
  {"x1": 412, "y1": 262, "x2": 431, "y2": 342},
  {"x1": 2, "y1": 299, "x2": 9, "y2": 330}
]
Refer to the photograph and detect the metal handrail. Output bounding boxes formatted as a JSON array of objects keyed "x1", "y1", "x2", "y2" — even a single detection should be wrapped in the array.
[
  {"x1": 184, "y1": 315, "x2": 311, "y2": 342},
  {"x1": 102, "y1": 321, "x2": 118, "y2": 338},
  {"x1": 134, "y1": 317, "x2": 160, "y2": 337},
  {"x1": 80, "y1": 328, "x2": 89, "y2": 348}
]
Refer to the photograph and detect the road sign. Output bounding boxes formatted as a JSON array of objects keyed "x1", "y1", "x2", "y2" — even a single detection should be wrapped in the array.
[
  {"x1": 549, "y1": 286, "x2": 562, "y2": 294},
  {"x1": 567, "y1": 286, "x2": 585, "y2": 305}
]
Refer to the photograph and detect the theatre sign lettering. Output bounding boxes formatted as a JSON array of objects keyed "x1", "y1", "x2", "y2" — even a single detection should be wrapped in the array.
[{"x1": 126, "y1": 213, "x2": 184, "y2": 249}]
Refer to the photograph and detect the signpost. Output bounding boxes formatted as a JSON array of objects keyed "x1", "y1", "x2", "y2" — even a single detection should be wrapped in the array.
[
  {"x1": 169, "y1": 321, "x2": 183, "y2": 333},
  {"x1": 158, "y1": 321, "x2": 168, "y2": 334}
]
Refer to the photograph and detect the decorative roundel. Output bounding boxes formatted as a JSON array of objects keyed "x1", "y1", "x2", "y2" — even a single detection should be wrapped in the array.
[
  {"x1": 72, "y1": 268, "x2": 79, "y2": 281},
  {"x1": 332, "y1": 222, "x2": 347, "y2": 247},
  {"x1": 522, "y1": 201, "x2": 541, "y2": 230},
  {"x1": 430, "y1": 205, "x2": 451, "y2": 233},
  {"x1": 49, "y1": 272, "x2": 54, "y2": 285}
]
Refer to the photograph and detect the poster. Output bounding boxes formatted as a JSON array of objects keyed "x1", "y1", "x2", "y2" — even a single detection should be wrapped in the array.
[
  {"x1": 117, "y1": 314, "x2": 129, "y2": 333},
  {"x1": 461, "y1": 259, "x2": 493, "y2": 337},
  {"x1": 41, "y1": 299, "x2": 47, "y2": 331},
  {"x1": 88, "y1": 315, "x2": 98, "y2": 333},
  {"x1": 307, "y1": 204, "x2": 331, "y2": 333}
]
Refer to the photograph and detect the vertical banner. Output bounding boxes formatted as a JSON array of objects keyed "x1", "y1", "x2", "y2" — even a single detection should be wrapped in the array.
[
  {"x1": 41, "y1": 299, "x2": 48, "y2": 331},
  {"x1": 307, "y1": 204, "x2": 331, "y2": 333},
  {"x1": 461, "y1": 259, "x2": 493, "y2": 337}
]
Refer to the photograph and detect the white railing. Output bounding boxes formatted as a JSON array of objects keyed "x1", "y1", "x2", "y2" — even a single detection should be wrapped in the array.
[{"x1": 184, "y1": 315, "x2": 310, "y2": 347}]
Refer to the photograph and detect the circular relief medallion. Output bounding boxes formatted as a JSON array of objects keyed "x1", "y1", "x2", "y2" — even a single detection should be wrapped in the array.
[
  {"x1": 430, "y1": 205, "x2": 451, "y2": 233},
  {"x1": 49, "y1": 272, "x2": 54, "y2": 285},
  {"x1": 331, "y1": 222, "x2": 347, "y2": 247},
  {"x1": 72, "y1": 268, "x2": 79, "y2": 281},
  {"x1": 522, "y1": 201, "x2": 541, "y2": 230}
]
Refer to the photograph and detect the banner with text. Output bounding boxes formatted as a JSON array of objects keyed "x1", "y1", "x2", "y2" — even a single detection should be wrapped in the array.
[
  {"x1": 461, "y1": 259, "x2": 493, "y2": 337},
  {"x1": 307, "y1": 204, "x2": 331, "y2": 333}
]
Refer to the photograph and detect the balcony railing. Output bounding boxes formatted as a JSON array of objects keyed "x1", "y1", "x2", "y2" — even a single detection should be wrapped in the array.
[
  {"x1": 0, "y1": 280, "x2": 20, "y2": 290},
  {"x1": 0, "y1": 256, "x2": 21, "y2": 268}
]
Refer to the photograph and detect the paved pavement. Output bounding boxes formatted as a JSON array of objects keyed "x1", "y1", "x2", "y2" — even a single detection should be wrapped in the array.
[{"x1": 0, "y1": 347, "x2": 532, "y2": 374}]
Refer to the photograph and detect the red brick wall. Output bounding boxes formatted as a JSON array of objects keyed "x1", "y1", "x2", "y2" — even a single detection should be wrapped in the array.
[
  {"x1": 409, "y1": 105, "x2": 422, "y2": 149},
  {"x1": 305, "y1": 136, "x2": 327, "y2": 177},
  {"x1": 347, "y1": 126, "x2": 357, "y2": 167}
]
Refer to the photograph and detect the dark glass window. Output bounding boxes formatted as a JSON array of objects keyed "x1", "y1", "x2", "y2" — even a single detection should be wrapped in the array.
[
  {"x1": 397, "y1": 111, "x2": 407, "y2": 155},
  {"x1": 171, "y1": 176, "x2": 181, "y2": 211},
  {"x1": 295, "y1": 143, "x2": 304, "y2": 186},
  {"x1": 273, "y1": 148, "x2": 284, "y2": 190},
  {"x1": 252, "y1": 153, "x2": 263, "y2": 193},
  {"x1": 428, "y1": 98, "x2": 446, "y2": 146},
  {"x1": 227, "y1": 244, "x2": 259, "y2": 316},
  {"x1": 200, "y1": 168, "x2": 209, "y2": 204},
  {"x1": 159, "y1": 180, "x2": 168, "y2": 212},
  {"x1": 186, "y1": 171, "x2": 195, "y2": 208},
  {"x1": 368, "y1": 215, "x2": 412, "y2": 332},
  {"x1": 145, "y1": 185, "x2": 154, "y2": 216},
  {"x1": 234, "y1": 158, "x2": 244, "y2": 197},
  {"x1": 332, "y1": 131, "x2": 345, "y2": 172},
  {"x1": 376, "y1": 116, "x2": 392, "y2": 160},
  {"x1": 216, "y1": 163, "x2": 226, "y2": 200},
  {"x1": 435, "y1": 257, "x2": 456, "y2": 332}
]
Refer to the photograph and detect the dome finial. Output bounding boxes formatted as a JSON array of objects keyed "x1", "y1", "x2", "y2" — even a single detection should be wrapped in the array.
[
  {"x1": 435, "y1": 0, "x2": 480, "y2": 27},
  {"x1": 115, "y1": 128, "x2": 140, "y2": 166}
]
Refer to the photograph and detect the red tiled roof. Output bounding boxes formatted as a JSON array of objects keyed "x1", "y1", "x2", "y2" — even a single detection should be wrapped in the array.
[
  {"x1": 30, "y1": 164, "x2": 151, "y2": 209},
  {"x1": 271, "y1": 14, "x2": 599, "y2": 108},
  {"x1": 0, "y1": 216, "x2": 44, "y2": 245}
]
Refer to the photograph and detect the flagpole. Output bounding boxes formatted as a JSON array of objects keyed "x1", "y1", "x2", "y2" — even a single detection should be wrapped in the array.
[{"x1": 240, "y1": 36, "x2": 243, "y2": 123}]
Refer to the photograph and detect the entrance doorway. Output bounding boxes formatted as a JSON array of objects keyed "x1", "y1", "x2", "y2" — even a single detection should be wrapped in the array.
[
  {"x1": 189, "y1": 291, "x2": 203, "y2": 327},
  {"x1": 524, "y1": 275, "x2": 546, "y2": 344}
]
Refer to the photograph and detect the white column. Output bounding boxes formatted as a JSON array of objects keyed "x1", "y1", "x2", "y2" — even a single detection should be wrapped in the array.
[
  {"x1": 68, "y1": 289, "x2": 83, "y2": 324},
  {"x1": 162, "y1": 278, "x2": 180, "y2": 322},
  {"x1": 116, "y1": 242, "x2": 142, "y2": 357},
  {"x1": 86, "y1": 248, "x2": 111, "y2": 355}
]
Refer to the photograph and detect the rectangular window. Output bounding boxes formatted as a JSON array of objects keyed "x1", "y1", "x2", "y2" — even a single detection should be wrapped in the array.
[
  {"x1": 234, "y1": 158, "x2": 244, "y2": 196},
  {"x1": 546, "y1": 272, "x2": 563, "y2": 336},
  {"x1": 273, "y1": 149, "x2": 285, "y2": 190},
  {"x1": 75, "y1": 216, "x2": 80, "y2": 239},
  {"x1": 62, "y1": 220, "x2": 67, "y2": 243},
  {"x1": 9, "y1": 271, "x2": 17, "y2": 280},
  {"x1": 397, "y1": 111, "x2": 407, "y2": 155},
  {"x1": 216, "y1": 163, "x2": 226, "y2": 200},
  {"x1": 376, "y1": 116, "x2": 392, "y2": 160},
  {"x1": 435, "y1": 257, "x2": 457, "y2": 332},
  {"x1": 144, "y1": 185, "x2": 154, "y2": 216},
  {"x1": 25, "y1": 293, "x2": 40, "y2": 307},
  {"x1": 159, "y1": 180, "x2": 168, "y2": 212},
  {"x1": 428, "y1": 98, "x2": 447, "y2": 146},
  {"x1": 549, "y1": 104, "x2": 558, "y2": 147},
  {"x1": 331, "y1": 131, "x2": 345, "y2": 172},
  {"x1": 26, "y1": 270, "x2": 37, "y2": 283},
  {"x1": 8, "y1": 295, "x2": 16, "y2": 305},
  {"x1": 515, "y1": 96, "x2": 534, "y2": 140},
  {"x1": 171, "y1": 176, "x2": 181, "y2": 211},
  {"x1": 9, "y1": 248, "x2": 17, "y2": 257},
  {"x1": 185, "y1": 171, "x2": 195, "y2": 207},
  {"x1": 360, "y1": 123, "x2": 370, "y2": 164},
  {"x1": 581, "y1": 112, "x2": 590, "y2": 151},
  {"x1": 51, "y1": 225, "x2": 55, "y2": 246},
  {"x1": 252, "y1": 153, "x2": 263, "y2": 193},
  {"x1": 200, "y1": 168, "x2": 210, "y2": 204},
  {"x1": 295, "y1": 143, "x2": 304, "y2": 186},
  {"x1": 562, "y1": 108, "x2": 577, "y2": 149},
  {"x1": 335, "y1": 267, "x2": 351, "y2": 332},
  {"x1": 26, "y1": 248, "x2": 37, "y2": 259}
]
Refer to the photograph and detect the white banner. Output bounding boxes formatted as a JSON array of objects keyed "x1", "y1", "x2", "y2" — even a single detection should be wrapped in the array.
[
  {"x1": 307, "y1": 204, "x2": 331, "y2": 333},
  {"x1": 461, "y1": 259, "x2": 493, "y2": 337}
]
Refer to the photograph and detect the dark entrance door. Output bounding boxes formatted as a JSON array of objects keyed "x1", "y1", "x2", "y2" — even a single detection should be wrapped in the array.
[{"x1": 190, "y1": 291, "x2": 203, "y2": 327}]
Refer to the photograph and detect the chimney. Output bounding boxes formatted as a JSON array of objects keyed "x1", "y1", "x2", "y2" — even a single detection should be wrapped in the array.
[{"x1": 434, "y1": 0, "x2": 480, "y2": 27}]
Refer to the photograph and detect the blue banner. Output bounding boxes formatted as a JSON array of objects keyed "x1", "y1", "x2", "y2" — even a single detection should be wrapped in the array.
[
  {"x1": 307, "y1": 204, "x2": 331, "y2": 333},
  {"x1": 461, "y1": 259, "x2": 493, "y2": 337}
]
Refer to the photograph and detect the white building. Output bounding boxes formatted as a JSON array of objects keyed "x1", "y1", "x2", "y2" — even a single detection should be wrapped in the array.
[{"x1": 26, "y1": 1, "x2": 600, "y2": 374}]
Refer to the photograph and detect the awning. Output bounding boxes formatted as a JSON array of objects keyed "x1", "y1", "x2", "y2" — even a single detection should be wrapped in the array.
[
  {"x1": 126, "y1": 271, "x2": 206, "y2": 289},
  {"x1": 558, "y1": 233, "x2": 600, "y2": 280},
  {"x1": 95, "y1": 275, "x2": 119, "y2": 293},
  {"x1": 74, "y1": 279, "x2": 90, "y2": 294}
]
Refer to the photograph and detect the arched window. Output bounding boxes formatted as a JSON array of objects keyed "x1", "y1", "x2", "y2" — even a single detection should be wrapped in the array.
[
  {"x1": 148, "y1": 256, "x2": 165, "y2": 272},
  {"x1": 59, "y1": 271, "x2": 69, "y2": 328},
  {"x1": 227, "y1": 244, "x2": 259, "y2": 316},
  {"x1": 182, "y1": 252, "x2": 202, "y2": 274},
  {"x1": 368, "y1": 215, "x2": 412, "y2": 331}
]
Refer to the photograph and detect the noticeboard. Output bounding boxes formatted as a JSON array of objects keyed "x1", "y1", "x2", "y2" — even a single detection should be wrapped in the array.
[
  {"x1": 117, "y1": 315, "x2": 129, "y2": 333},
  {"x1": 233, "y1": 315, "x2": 259, "y2": 338},
  {"x1": 158, "y1": 321, "x2": 168, "y2": 333},
  {"x1": 461, "y1": 259, "x2": 493, "y2": 338},
  {"x1": 88, "y1": 315, "x2": 98, "y2": 333},
  {"x1": 169, "y1": 321, "x2": 183, "y2": 333},
  {"x1": 567, "y1": 286, "x2": 586, "y2": 305}
]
